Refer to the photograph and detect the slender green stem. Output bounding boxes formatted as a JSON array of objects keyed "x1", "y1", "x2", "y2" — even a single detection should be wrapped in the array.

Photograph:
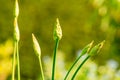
[
  {"x1": 12, "y1": 42, "x2": 17, "y2": 80},
  {"x1": 16, "y1": 41, "x2": 20, "y2": 80},
  {"x1": 64, "y1": 55, "x2": 82, "y2": 80},
  {"x1": 71, "y1": 55, "x2": 90, "y2": 80},
  {"x1": 38, "y1": 56, "x2": 45, "y2": 80},
  {"x1": 52, "y1": 38, "x2": 59, "y2": 80}
]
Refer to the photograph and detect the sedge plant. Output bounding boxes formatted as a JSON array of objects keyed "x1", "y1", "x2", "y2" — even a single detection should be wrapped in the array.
[
  {"x1": 64, "y1": 41, "x2": 94, "y2": 80},
  {"x1": 32, "y1": 34, "x2": 45, "y2": 80},
  {"x1": 11, "y1": 1, "x2": 105, "y2": 79},
  {"x1": 31, "y1": 19, "x2": 105, "y2": 80},
  {"x1": 12, "y1": 0, "x2": 20, "y2": 80},
  {"x1": 71, "y1": 40, "x2": 105, "y2": 80},
  {"x1": 52, "y1": 18, "x2": 62, "y2": 80}
]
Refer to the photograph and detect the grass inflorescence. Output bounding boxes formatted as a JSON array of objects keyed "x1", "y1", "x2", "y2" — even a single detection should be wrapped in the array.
[
  {"x1": 12, "y1": 0, "x2": 20, "y2": 80},
  {"x1": 11, "y1": 1, "x2": 105, "y2": 80},
  {"x1": 52, "y1": 18, "x2": 62, "y2": 80},
  {"x1": 32, "y1": 34, "x2": 45, "y2": 80},
  {"x1": 64, "y1": 41, "x2": 94, "y2": 80}
]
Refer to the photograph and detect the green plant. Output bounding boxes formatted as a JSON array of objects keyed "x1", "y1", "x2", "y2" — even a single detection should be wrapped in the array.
[
  {"x1": 52, "y1": 18, "x2": 62, "y2": 80},
  {"x1": 72, "y1": 40, "x2": 105, "y2": 79},
  {"x1": 64, "y1": 41, "x2": 94, "y2": 80},
  {"x1": 11, "y1": 0, "x2": 105, "y2": 80},
  {"x1": 32, "y1": 34, "x2": 45, "y2": 80},
  {"x1": 12, "y1": 0, "x2": 20, "y2": 80},
  {"x1": 31, "y1": 18, "x2": 105, "y2": 80}
]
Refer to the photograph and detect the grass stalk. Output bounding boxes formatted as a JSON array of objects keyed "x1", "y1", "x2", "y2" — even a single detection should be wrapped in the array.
[
  {"x1": 71, "y1": 55, "x2": 90, "y2": 80},
  {"x1": 64, "y1": 41, "x2": 93, "y2": 80},
  {"x1": 16, "y1": 41, "x2": 20, "y2": 80},
  {"x1": 38, "y1": 56, "x2": 45, "y2": 80},
  {"x1": 12, "y1": 42, "x2": 17, "y2": 80},
  {"x1": 12, "y1": 0, "x2": 20, "y2": 79},
  {"x1": 52, "y1": 38, "x2": 59, "y2": 80},
  {"x1": 52, "y1": 18, "x2": 62, "y2": 80},
  {"x1": 32, "y1": 34, "x2": 45, "y2": 80},
  {"x1": 64, "y1": 55, "x2": 82, "y2": 80}
]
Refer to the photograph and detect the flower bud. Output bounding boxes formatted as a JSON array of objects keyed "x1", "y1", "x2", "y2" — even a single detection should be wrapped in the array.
[
  {"x1": 32, "y1": 34, "x2": 41, "y2": 57},
  {"x1": 80, "y1": 40, "x2": 94, "y2": 56},
  {"x1": 81, "y1": 41, "x2": 94, "y2": 56},
  {"x1": 53, "y1": 18, "x2": 62, "y2": 40},
  {"x1": 15, "y1": 0, "x2": 19, "y2": 18},
  {"x1": 13, "y1": 0, "x2": 20, "y2": 41},
  {"x1": 14, "y1": 18, "x2": 20, "y2": 41},
  {"x1": 89, "y1": 40, "x2": 105, "y2": 56}
]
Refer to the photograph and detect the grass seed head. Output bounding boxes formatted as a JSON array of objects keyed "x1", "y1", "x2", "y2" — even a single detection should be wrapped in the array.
[
  {"x1": 14, "y1": 20, "x2": 20, "y2": 41},
  {"x1": 15, "y1": 0, "x2": 19, "y2": 17},
  {"x1": 32, "y1": 33, "x2": 41, "y2": 57},
  {"x1": 13, "y1": 0, "x2": 20, "y2": 41},
  {"x1": 89, "y1": 40, "x2": 105, "y2": 56},
  {"x1": 53, "y1": 18, "x2": 62, "y2": 40},
  {"x1": 80, "y1": 40, "x2": 94, "y2": 56}
]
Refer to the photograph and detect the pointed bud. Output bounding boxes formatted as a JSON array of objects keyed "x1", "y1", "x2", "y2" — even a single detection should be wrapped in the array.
[
  {"x1": 32, "y1": 33, "x2": 41, "y2": 57},
  {"x1": 89, "y1": 40, "x2": 105, "y2": 56},
  {"x1": 14, "y1": 20, "x2": 20, "y2": 41},
  {"x1": 53, "y1": 18, "x2": 62, "y2": 40},
  {"x1": 80, "y1": 40, "x2": 94, "y2": 56},
  {"x1": 13, "y1": 0, "x2": 20, "y2": 41},
  {"x1": 15, "y1": 0, "x2": 19, "y2": 17}
]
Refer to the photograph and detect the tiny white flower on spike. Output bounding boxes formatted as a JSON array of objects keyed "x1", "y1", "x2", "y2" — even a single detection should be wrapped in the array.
[
  {"x1": 53, "y1": 18, "x2": 62, "y2": 40},
  {"x1": 32, "y1": 33, "x2": 41, "y2": 57}
]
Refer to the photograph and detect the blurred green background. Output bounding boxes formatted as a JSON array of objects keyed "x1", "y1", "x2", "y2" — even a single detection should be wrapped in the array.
[{"x1": 0, "y1": 0, "x2": 120, "y2": 80}]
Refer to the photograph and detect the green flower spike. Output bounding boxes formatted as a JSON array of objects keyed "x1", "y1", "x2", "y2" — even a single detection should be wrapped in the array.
[
  {"x1": 12, "y1": 0, "x2": 20, "y2": 80},
  {"x1": 52, "y1": 18, "x2": 62, "y2": 80},
  {"x1": 89, "y1": 40, "x2": 105, "y2": 56},
  {"x1": 32, "y1": 33, "x2": 41, "y2": 56},
  {"x1": 32, "y1": 33, "x2": 45, "y2": 80},
  {"x1": 14, "y1": 0, "x2": 20, "y2": 41},
  {"x1": 80, "y1": 40, "x2": 94, "y2": 56},
  {"x1": 64, "y1": 40, "x2": 94, "y2": 80},
  {"x1": 14, "y1": 19, "x2": 20, "y2": 41},
  {"x1": 53, "y1": 18, "x2": 62, "y2": 40},
  {"x1": 71, "y1": 40, "x2": 105, "y2": 80}
]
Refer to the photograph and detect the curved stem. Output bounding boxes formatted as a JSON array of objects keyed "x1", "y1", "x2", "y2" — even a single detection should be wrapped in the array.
[
  {"x1": 64, "y1": 55, "x2": 82, "y2": 80},
  {"x1": 71, "y1": 55, "x2": 90, "y2": 80},
  {"x1": 38, "y1": 56, "x2": 45, "y2": 80},
  {"x1": 52, "y1": 38, "x2": 59, "y2": 80}
]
